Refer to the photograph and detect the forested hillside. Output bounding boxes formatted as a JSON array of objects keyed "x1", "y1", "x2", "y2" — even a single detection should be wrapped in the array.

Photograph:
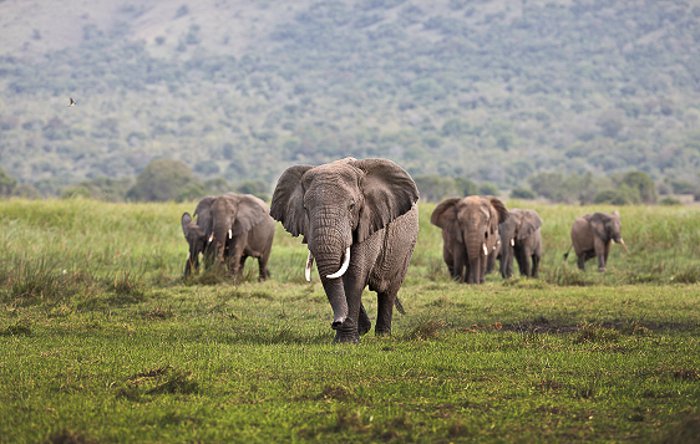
[{"x1": 1, "y1": 0, "x2": 699, "y2": 199}]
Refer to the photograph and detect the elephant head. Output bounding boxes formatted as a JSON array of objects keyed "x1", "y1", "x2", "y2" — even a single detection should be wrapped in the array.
[
  {"x1": 270, "y1": 158, "x2": 419, "y2": 329},
  {"x1": 181, "y1": 196, "x2": 215, "y2": 276},
  {"x1": 586, "y1": 211, "x2": 627, "y2": 251},
  {"x1": 432, "y1": 196, "x2": 508, "y2": 283},
  {"x1": 209, "y1": 194, "x2": 270, "y2": 266}
]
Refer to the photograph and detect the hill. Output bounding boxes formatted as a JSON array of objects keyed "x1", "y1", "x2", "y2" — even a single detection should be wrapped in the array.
[{"x1": 1, "y1": 0, "x2": 699, "y2": 196}]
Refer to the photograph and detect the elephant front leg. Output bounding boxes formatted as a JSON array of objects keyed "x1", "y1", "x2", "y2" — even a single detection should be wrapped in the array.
[
  {"x1": 531, "y1": 254, "x2": 540, "y2": 278},
  {"x1": 328, "y1": 273, "x2": 367, "y2": 344}
]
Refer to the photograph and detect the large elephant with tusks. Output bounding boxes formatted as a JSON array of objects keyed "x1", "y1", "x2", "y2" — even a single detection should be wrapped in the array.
[
  {"x1": 431, "y1": 196, "x2": 509, "y2": 284},
  {"x1": 271, "y1": 158, "x2": 419, "y2": 343}
]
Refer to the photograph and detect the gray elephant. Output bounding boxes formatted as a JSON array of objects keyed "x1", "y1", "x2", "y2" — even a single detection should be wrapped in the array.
[
  {"x1": 271, "y1": 158, "x2": 419, "y2": 343},
  {"x1": 181, "y1": 196, "x2": 216, "y2": 277},
  {"x1": 498, "y1": 209, "x2": 542, "y2": 278},
  {"x1": 431, "y1": 196, "x2": 509, "y2": 284},
  {"x1": 208, "y1": 193, "x2": 275, "y2": 281},
  {"x1": 564, "y1": 211, "x2": 627, "y2": 272}
]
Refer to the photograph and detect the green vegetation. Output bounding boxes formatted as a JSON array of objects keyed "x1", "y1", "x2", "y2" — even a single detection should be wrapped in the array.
[
  {"x1": 1, "y1": 1, "x2": 700, "y2": 198},
  {"x1": 0, "y1": 199, "x2": 698, "y2": 442}
]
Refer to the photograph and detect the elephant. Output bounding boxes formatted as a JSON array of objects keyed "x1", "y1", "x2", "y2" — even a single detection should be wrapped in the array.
[
  {"x1": 270, "y1": 157, "x2": 419, "y2": 343},
  {"x1": 181, "y1": 196, "x2": 216, "y2": 277},
  {"x1": 564, "y1": 211, "x2": 627, "y2": 272},
  {"x1": 498, "y1": 209, "x2": 543, "y2": 278},
  {"x1": 431, "y1": 196, "x2": 509, "y2": 284},
  {"x1": 208, "y1": 193, "x2": 275, "y2": 281}
]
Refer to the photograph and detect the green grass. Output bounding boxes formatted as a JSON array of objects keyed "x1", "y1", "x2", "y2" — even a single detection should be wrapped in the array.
[{"x1": 0, "y1": 198, "x2": 699, "y2": 442}]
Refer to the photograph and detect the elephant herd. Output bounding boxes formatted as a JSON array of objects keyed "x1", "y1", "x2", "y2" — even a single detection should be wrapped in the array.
[{"x1": 180, "y1": 157, "x2": 626, "y2": 343}]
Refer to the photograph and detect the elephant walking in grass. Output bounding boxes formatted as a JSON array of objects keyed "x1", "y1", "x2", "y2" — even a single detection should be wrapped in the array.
[
  {"x1": 564, "y1": 211, "x2": 627, "y2": 272},
  {"x1": 498, "y1": 209, "x2": 543, "y2": 278},
  {"x1": 209, "y1": 194, "x2": 275, "y2": 281},
  {"x1": 182, "y1": 194, "x2": 275, "y2": 281},
  {"x1": 181, "y1": 196, "x2": 216, "y2": 277},
  {"x1": 271, "y1": 158, "x2": 419, "y2": 343},
  {"x1": 431, "y1": 196, "x2": 509, "y2": 284}
]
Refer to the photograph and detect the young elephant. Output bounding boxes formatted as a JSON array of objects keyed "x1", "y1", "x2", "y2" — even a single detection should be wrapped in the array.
[
  {"x1": 209, "y1": 193, "x2": 275, "y2": 281},
  {"x1": 181, "y1": 196, "x2": 216, "y2": 277},
  {"x1": 565, "y1": 211, "x2": 627, "y2": 272},
  {"x1": 271, "y1": 158, "x2": 419, "y2": 343},
  {"x1": 498, "y1": 209, "x2": 543, "y2": 278},
  {"x1": 431, "y1": 196, "x2": 509, "y2": 284}
]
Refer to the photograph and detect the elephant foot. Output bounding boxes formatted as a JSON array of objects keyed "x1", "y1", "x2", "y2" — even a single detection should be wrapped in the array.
[
  {"x1": 598, "y1": 267, "x2": 606, "y2": 273},
  {"x1": 375, "y1": 327, "x2": 391, "y2": 337},
  {"x1": 334, "y1": 331, "x2": 360, "y2": 344}
]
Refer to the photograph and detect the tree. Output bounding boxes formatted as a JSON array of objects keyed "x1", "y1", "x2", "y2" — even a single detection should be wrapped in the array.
[
  {"x1": 619, "y1": 171, "x2": 657, "y2": 203},
  {"x1": 126, "y1": 159, "x2": 204, "y2": 202},
  {"x1": 0, "y1": 168, "x2": 17, "y2": 197},
  {"x1": 413, "y1": 175, "x2": 458, "y2": 202}
]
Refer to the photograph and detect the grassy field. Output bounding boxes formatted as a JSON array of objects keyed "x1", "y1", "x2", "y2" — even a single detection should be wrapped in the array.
[{"x1": 0, "y1": 198, "x2": 698, "y2": 443}]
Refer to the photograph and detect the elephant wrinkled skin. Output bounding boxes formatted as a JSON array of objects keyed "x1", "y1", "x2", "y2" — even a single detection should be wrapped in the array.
[
  {"x1": 431, "y1": 196, "x2": 509, "y2": 284},
  {"x1": 271, "y1": 157, "x2": 419, "y2": 343}
]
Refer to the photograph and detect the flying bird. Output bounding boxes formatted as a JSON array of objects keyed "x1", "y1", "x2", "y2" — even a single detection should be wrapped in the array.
[{"x1": 67, "y1": 97, "x2": 76, "y2": 107}]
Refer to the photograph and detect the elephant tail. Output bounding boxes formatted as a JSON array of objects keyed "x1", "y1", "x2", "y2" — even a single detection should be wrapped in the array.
[
  {"x1": 394, "y1": 297, "x2": 406, "y2": 315},
  {"x1": 562, "y1": 244, "x2": 572, "y2": 261}
]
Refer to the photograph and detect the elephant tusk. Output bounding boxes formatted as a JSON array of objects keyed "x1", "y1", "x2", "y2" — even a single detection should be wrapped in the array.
[
  {"x1": 208, "y1": 234, "x2": 214, "y2": 243},
  {"x1": 326, "y1": 247, "x2": 351, "y2": 279},
  {"x1": 619, "y1": 238, "x2": 629, "y2": 253},
  {"x1": 482, "y1": 243, "x2": 489, "y2": 256},
  {"x1": 305, "y1": 251, "x2": 314, "y2": 282},
  {"x1": 510, "y1": 238, "x2": 515, "y2": 247},
  {"x1": 228, "y1": 229, "x2": 233, "y2": 239}
]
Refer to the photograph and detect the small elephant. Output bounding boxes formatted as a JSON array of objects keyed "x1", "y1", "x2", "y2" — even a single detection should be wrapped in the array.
[
  {"x1": 209, "y1": 193, "x2": 275, "y2": 281},
  {"x1": 564, "y1": 211, "x2": 627, "y2": 272},
  {"x1": 181, "y1": 196, "x2": 216, "y2": 277},
  {"x1": 498, "y1": 209, "x2": 543, "y2": 278},
  {"x1": 271, "y1": 157, "x2": 419, "y2": 343},
  {"x1": 431, "y1": 196, "x2": 509, "y2": 284}
]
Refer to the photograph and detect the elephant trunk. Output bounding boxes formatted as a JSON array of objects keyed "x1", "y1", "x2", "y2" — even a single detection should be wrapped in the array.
[
  {"x1": 309, "y1": 223, "x2": 351, "y2": 329},
  {"x1": 465, "y1": 227, "x2": 485, "y2": 284}
]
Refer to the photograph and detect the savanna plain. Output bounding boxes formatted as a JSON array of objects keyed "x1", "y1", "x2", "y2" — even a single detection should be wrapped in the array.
[{"x1": 0, "y1": 199, "x2": 698, "y2": 443}]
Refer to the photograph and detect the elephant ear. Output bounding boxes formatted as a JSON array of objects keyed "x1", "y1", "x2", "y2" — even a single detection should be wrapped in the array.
[
  {"x1": 181, "y1": 212, "x2": 193, "y2": 238},
  {"x1": 194, "y1": 196, "x2": 216, "y2": 236},
  {"x1": 430, "y1": 198, "x2": 460, "y2": 228},
  {"x1": 489, "y1": 197, "x2": 509, "y2": 224},
  {"x1": 270, "y1": 165, "x2": 313, "y2": 238},
  {"x1": 517, "y1": 210, "x2": 542, "y2": 241},
  {"x1": 233, "y1": 195, "x2": 270, "y2": 235},
  {"x1": 352, "y1": 158, "x2": 419, "y2": 243}
]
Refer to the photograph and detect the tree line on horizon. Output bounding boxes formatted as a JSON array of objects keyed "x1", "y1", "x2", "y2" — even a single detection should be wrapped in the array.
[{"x1": 0, "y1": 160, "x2": 694, "y2": 206}]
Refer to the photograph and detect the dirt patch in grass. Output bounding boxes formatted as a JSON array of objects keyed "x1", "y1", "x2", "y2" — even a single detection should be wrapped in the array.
[
  {"x1": 404, "y1": 318, "x2": 448, "y2": 341},
  {"x1": 316, "y1": 384, "x2": 354, "y2": 401},
  {"x1": 660, "y1": 413, "x2": 700, "y2": 444},
  {"x1": 116, "y1": 366, "x2": 199, "y2": 400},
  {"x1": 47, "y1": 429, "x2": 96, "y2": 444},
  {"x1": 0, "y1": 320, "x2": 32, "y2": 337}
]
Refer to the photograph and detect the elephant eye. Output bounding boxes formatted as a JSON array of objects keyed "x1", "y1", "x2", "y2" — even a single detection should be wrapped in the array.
[{"x1": 348, "y1": 201, "x2": 356, "y2": 210}]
